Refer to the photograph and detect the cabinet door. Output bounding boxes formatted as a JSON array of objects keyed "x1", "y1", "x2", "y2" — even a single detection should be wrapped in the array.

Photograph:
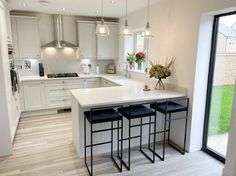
[
  {"x1": 23, "y1": 81, "x2": 45, "y2": 111},
  {"x1": 11, "y1": 18, "x2": 19, "y2": 58},
  {"x1": 97, "y1": 23, "x2": 119, "y2": 60},
  {"x1": 11, "y1": 17, "x2": 40, "y2": 58},
  {"x1": 78, "y1": 22, "x2": 97, "y2": 59},
  {"x1": 82, "y1": 78, "x2": 100, "y2": 88}
]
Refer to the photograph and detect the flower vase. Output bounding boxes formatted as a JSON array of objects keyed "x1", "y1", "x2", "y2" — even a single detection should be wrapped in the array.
[
  {"x1": 137, "y1": 62, "x2": 142, "y2": 70},
  {"x1": 155, "y1": 79, "x2": 165, "y2": 90},
  {"x1": 129, "y1": 64, "x2": 134, "y2": 70}
]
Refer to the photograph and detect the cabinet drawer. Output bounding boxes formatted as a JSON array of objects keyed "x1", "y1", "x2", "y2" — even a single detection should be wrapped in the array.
[{"x1": 46, "y1": 97, "x2": 71, "y2": 109}]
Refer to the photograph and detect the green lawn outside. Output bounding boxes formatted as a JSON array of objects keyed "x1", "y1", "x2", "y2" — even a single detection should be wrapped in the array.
[{"x1": 208, "y1": 85, "x2": 235, "y2": 136}]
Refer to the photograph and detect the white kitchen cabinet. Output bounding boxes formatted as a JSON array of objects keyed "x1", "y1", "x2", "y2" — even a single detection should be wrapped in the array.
[
  {"x1": 23, "y1": 81, "x2": 45, "y2": 111},
  {"x1": 101, "y1": 78, "x2": 118, "y2": 87},
  {"x1": 5, "y1": 6, "x2": 12, "y2": 43},
  {"x1": 77, "y1": 21, "x2": 97, "y2": 59},
  {"x1": 97, "y1": 23, "x2": 119, "y2": 60},
  {"x1": 44, "y1": 80, "x2": 82, "y2": 109},
  {"x1": 11, "y1": 16, "x2": 40, "y2": 59},
  {"x1": 82, "y1": 78, "x2": 100, "y2": 88}
]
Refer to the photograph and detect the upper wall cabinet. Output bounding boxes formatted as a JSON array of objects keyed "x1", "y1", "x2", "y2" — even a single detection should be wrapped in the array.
[
  {"x1": 97, "y1": 23, "x2": 119, "y2": 60},
  {"x1": 11, "y1": 16, "x2": 40, "y2": 59},
  {"x1": 77, "y1": 21, "x2": 119, "y2": 60},
  {"x1": 77, "y1": 21, "x2": 97, "y2": 60}
]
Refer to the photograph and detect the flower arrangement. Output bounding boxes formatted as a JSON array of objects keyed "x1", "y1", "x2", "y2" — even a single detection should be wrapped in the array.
[
  {"x1": 149, "y1": 57, "x2": 175, "y2": 90},
  {"x1": 126, "y1": 52, "x2": 136, "y2": 69},
  {"x1": 135, "y1": 52, "x2": 145, "y2": 70}
]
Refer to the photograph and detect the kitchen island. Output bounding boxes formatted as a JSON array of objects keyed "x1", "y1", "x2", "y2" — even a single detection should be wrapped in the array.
[{"x1": 71, "y1": 75, "x2": 187, "y2": 158}]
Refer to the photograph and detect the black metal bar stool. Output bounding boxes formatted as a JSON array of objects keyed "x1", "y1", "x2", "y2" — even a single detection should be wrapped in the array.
[
  {"x1": 150, "y1": 98, "x2": 189, "y2": 160},
  {"x1": 118, "y1": 102, "x2": 157, "y2": 170},
  {"x1": 84, "y1": 106, "x2": 123, "y2": 176}
]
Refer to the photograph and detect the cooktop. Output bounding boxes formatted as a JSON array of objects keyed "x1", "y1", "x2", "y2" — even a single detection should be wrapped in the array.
[{"x1": 47, "y1": 73, "x2": 79, "y2": 78}]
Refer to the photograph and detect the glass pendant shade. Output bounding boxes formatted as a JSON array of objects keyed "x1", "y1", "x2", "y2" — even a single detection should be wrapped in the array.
[
  {"x1": 96, "y1": 0, "x2": 110, "y2": 37},
  {"x1": 96, "y1": 19, "x2": 110, "y2": 36},
  {"x1": 142, "y1": 22, "x2": 153, "y2": 38},
  {"x1": 120, "y1": 20, "x2": 132, "y2": 37}
]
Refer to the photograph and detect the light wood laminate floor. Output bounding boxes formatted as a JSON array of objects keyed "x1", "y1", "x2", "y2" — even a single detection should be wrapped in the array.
[{"x1": 0, "y1": 113, "x2": 223, "y2": 176}]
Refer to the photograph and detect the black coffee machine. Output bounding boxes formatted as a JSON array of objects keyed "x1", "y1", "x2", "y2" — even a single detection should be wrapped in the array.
[{"x1": 39, "y1": 63, "x2": 45, "y2": 77}]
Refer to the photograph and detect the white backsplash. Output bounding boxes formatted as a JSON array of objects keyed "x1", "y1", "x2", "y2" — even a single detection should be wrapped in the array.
[{"x1": 14, "y1": 48, "x2": 114, "y2": 77}]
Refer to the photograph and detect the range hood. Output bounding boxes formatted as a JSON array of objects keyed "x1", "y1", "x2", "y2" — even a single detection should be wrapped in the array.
[{"x1": 41, "y1": 15, "x2": 78, "y2": 48}]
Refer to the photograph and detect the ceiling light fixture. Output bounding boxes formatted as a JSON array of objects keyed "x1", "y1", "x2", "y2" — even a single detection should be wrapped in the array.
[
  {"x1": 39, "y1": 0, "x2": 50, "y2": 6},
  {"x1": 96, "y1": 0, "x2": 110, "y2": 37},
  {"x1": 142, "y1": 0, "x2": 153, "y2": 38},
  {"x1": 22, "y1": 3, "x2": 29, "y2": 8},
  {"x1": 110, "y1": 0, "x2": 116, "y2": 4},
  {"x1": 120, "y1": 0, "x2": 132, "y2": 37},
  {"x1": 62, "y1": 7, "x2": 66, "y2": 11}
]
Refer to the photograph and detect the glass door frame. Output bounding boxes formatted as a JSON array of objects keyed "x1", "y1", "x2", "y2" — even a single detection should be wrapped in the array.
[{"x1": 202, "y1": 11, "x2": 236, "y2": 163}]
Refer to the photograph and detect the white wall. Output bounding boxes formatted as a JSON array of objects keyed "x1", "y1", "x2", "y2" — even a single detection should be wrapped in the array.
[
  {"x1": 223, "y1": 80, "x2": 236, "y2": 176},
  {"x1": 0, "y1": 0, "x2": 13, "y2": 156},
  {"x1": 119, "y1": 0, "x2": 236, "y2": 152}
]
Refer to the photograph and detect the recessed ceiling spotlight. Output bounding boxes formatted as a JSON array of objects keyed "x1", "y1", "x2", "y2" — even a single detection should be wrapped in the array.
[
  {"x1": 95, "y1": 10, "x2": 99, "y2": 14},
  {"x1": 22, "y1": 3, "x2": 29, "y2": 8},
  {"x1": 110, "y1": 0, "x2": 116, "y2": 4},
  {"x1": 39, "y1": 0, "x2": 50, "y2": 6},
  {"x1": 62, "y1": 7, "x2": 66, "y2": 11}
]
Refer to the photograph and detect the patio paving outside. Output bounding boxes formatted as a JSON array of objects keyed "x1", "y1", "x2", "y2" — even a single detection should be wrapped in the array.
[{"x1": 208, "y1": 133, "x2": 229, "y2": 157}]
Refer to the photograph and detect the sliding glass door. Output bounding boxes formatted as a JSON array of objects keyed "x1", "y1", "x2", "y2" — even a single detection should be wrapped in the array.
[{"x1": 203, "y1": 12, "x2": 236, "y2": 162}]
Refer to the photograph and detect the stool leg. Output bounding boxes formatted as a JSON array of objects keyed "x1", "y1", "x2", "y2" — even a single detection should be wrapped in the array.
[
  {"x1": 117, "y1": 120, "x2": 120, "y2": 158},
  {"x1": 128, "y1": 119, "x2": 131, "y2": 170},
  {"x1": 140, "y1": 117, "x2": 143, "y2": 151},
  {"x1": 111, "y1": 121, "x2": 113, "y2": 158},
  {"x1": 148, "y1": 116, "x2": 151, "y2": 148},
  {"x1": 162, "y1": 112, "x2": 167, "y2": 161},
  {"x1": 168, "y1": 113, "x2": 171, "y2": 145},
  {"x1": 90, "y1": 122, "x2": 93, "y2": 176},
  {"x1": 121, "y1": 118, "x2": 123, "y2": 171},
  {"x1": 153, "y1": 114, "x2": 157, "y2": 163}
]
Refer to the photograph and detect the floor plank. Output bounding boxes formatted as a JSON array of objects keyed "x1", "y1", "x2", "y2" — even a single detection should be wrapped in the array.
[{"x1": 0, "y1": 113, "x2": 223, "y2": 176}]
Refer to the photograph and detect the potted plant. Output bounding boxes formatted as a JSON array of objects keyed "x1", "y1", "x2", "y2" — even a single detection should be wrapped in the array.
[
  {"x1": 126, "y1": 52, "x2": 136, "y2": 70},
  {"x1": 149, "y1": 57, "x2": 175, "y2": 90},
  {"x1": 135, "y1": 52, "x2": 145, "y2": 70}
]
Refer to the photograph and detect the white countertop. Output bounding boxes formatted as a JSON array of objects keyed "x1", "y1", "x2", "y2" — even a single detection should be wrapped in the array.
[
  {"x1": 70, "y1": 75, "x2": 187, "y2": 108},
  {"x1": 19, "y1": 74, "x2": 102, "y2": 82}
]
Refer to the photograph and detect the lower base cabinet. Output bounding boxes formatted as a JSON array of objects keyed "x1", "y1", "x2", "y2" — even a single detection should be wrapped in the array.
[
  {"x1": 22, "y1": 81, "x2": 45, "y2": 111},
  {"x1": 21, "y1": 77, "x2": 117, "y2": 112}
]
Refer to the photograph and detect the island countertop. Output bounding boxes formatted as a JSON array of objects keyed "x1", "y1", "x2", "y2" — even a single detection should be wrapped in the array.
[{"x1": 71, "y1": 75, "x2": 187, "y2": 108}]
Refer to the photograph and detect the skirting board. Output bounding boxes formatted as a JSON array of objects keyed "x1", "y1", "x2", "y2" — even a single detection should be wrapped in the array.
[
  {"x1": 223, "y1": 168, "x2": 234, "y2": 176},
  {"x1": 21, "y1": 109, "x2": 58, "y2": 118}
]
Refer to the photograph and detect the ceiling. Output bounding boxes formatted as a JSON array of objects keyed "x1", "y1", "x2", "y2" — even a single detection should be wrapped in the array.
[{"x1": 6, "y1": 0, "x2": 160, "y2": 18}]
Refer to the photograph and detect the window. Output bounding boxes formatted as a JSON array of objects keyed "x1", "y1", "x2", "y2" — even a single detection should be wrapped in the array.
[
  {"x1": 202, "y1": 12, "x2": 236, "y2": 163},
  {"x1": 132, "y1": 31, "x2": 149, "y2": 72}
]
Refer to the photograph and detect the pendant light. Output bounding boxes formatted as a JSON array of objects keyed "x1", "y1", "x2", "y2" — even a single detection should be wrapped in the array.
[
  {"x1": 142, "y1": 0, "x2": 153, "y2": 38},
  {"x1": 120, "y1": 0, "x2": 132, "y2": 37},
  {"x1": 96, "y1": 0, "x2": 110, "y2": 36}
]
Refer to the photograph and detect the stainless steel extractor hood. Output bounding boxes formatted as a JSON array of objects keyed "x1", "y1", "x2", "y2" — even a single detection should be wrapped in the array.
[{"x1": 41, "y1": 15, "x2": 78, "y2": 48}]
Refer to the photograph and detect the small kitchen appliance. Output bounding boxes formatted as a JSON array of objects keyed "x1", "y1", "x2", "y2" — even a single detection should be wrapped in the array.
[
  {"x1": 107, "y1": 63, "x2": 116, "y2": 74},
  {"x1": 39, "y1": 63, "x2": 45, "y2": 77}
]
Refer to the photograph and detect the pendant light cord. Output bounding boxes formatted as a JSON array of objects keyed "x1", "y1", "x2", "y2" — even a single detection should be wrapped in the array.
[
  {"x1": 147, "y1": 0, "x2": 150, "y2": 23},
  {"x1": 126, "y1": 0, "x2": 127, "y2": 21},
  {"x1": 102, "y1": 0, "x2": 104, "y2": 18}
]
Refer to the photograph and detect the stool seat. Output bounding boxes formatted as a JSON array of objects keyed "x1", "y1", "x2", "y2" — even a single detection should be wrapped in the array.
[
  {"x1": 151, "y1": 101, "x2": 187, "y2": 114},
  {"x1": 118, "y1": 105, "x2": 155, "y2": 119},
  {"x1": 84, "y1": 109, "x2": 122, "y2": 124}
]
